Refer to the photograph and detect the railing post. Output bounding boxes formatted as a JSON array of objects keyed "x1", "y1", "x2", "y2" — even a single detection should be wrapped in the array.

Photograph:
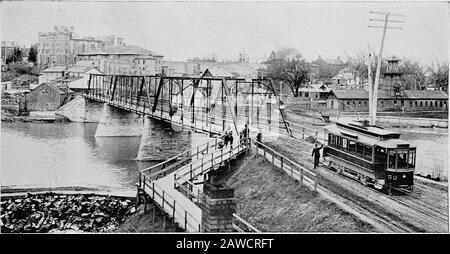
[
  {"x1": 272, "y1": 152, "x2": 275, "y2": 164},
  {"x1": 302, "y1": 127, "x2": 305, "y2": 139},
  {"x1": 184, "y1": 211, "x2": 188, "y2": 231},
  {"x1": 211, "y1": 153, "x2": 214, "y2": 168},
  {"x1": 142, "y1": 175, "x2": 146, "y2": 192},
  {"x1": 173, "y1": 200, "x2": 176, "y2": 220},
  {"x1": 174, "y1": 174, "x2": 177, "y2": 189},
  {"x1": 201, "y1": 157, "x2": 204, "y2": 174},
  {"x1": 162, "y1": 191, "x2": 165, "y2": 209},
  {"x1": 281, "y1": 157, "x2": 284, "y2": 171},
  {"x1": 152, "y1": 182, "x2": 155, "y2": 200}
]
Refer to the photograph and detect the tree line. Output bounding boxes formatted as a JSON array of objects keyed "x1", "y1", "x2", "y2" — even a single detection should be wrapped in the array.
[
  {"x1": 3, "y1": 46, "x2": 37, "y2": 64},
  {"x1": 265, "y1": 47, "x2": 449, "y2": 97}
]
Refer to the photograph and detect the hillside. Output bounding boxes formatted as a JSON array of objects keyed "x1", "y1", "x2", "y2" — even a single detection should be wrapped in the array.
[{"x1": 223, "y1": 152, "x2": 374, "y2": 232}]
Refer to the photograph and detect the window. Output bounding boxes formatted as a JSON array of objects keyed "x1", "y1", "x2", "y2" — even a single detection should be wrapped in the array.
[
  {"x1": 347, "y1": 101, "x2": 350, "y2": 105},
  {"x1": 328, "y1": 134, "x2": 334, "y2": 146},
  {"x1": 331, "y1": 100, "x2": 334, "y2": 107},
  {"x1": 408, "y1": 150, "x2": 416, "y2": 168},
  {"x1": 401, "y1": 100, "x2": 404, "y2": 107},
  {"x1": 356, "y1": 142, "x2": 364, "y2": 156},
  {"x1": 397, "y1": 150, "x2": 409, "y2": 169},
  {"x1": 342, "y1": 138, "x2": 348, "y2": 150},
  {"x1": 440, "y1": 101, "x2": 443, "y2": 107},
  {"x1": 444, "y1": 101, "x2": 447, "y2": 107},
  {"x1": 305, "y1": 92, "x2": 309, "y2": 97},
  {"x1": 409, "y1": 101, "x2": 412, "y2": 107},
  {"x1": 394, "y1": 100, "x2": 397, "y2": 105},
  {"x1": 348, "y1": 140, "x2": 356, "y2": 153},
  {"x1": 420, "y1": 101, "x2": 423, "y2": 107},
  {"x1": 363, "y1": 145, "x2": 372, "y2": 161},
  {"x1": 352, "y1": 101, "x2": 356, "y2": 106},
  {"x1": 425, "y1": 101, "x2": 428, "y2": 107},
  {"x1": 415, "y1": 101, "x2": 418, "y2": 107},
  {"x1": 358, "y1": 101, "x2": 361, "y2": 107},
  {"x1": 364, "y1": 101, "x2": 367, "y2": 106},
  {"x1": 388, "y1": 150, "x2": 396, "y2": 168},
  {"x1": 299, "y1": 92, "x2": 302, "y2": 97}
]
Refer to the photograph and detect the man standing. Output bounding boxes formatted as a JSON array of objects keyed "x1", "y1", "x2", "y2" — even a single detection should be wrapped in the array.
[{"x1": 312, "y1": 142, "x2": 323, "y2": 169}]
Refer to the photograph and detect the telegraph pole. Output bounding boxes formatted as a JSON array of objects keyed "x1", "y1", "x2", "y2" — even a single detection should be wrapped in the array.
[
  {"x1": 367, "y1": 44, "x2": 373, "y2": 123},
  {"x1": 368, "y1": 11, "x2": 404, "y2": 125}
]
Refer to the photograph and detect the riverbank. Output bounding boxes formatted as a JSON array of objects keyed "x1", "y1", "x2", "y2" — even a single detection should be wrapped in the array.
[{"x1": 1, "y1": 111, "x2": 68, "y2": 123}]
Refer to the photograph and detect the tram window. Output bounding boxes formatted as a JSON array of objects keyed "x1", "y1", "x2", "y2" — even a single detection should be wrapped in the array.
[
  {"x1": 388, "y1": 150, "x2": 396, "y2": 169},
  {"x1": 364, "y1": 145, "x2": 372, "y2": 160},
  {"x1": 342, "y1": 138, "x2": 348, "y2": 150},
  {"x1": 397, "y1": 150, "x2": 408, "y2": 169},
  {"x1": 408, "y1": 150, "x2": 416, "y2": 167},
  {"x1": 348, "y1": 140, "x2": 356, "y2": 153},
  {"x1": 356, "y1": 143, "x2": 364, "y2": 156}
]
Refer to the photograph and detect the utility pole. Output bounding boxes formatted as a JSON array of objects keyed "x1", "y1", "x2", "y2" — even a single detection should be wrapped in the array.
[
  {"x1": 368, "y1": 11, "x2": 404, "y2": 125},
  {"x1": 367, "y1": 43, "x2": 373, "y2": 123}
]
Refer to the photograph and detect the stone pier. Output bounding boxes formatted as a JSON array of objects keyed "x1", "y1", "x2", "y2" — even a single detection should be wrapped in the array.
[
  {"x1": 56, "y1": 96, "x2": 103, "y2": 122},
  {"x1": 200, "y1": 170, "x2": 236, "y2": 232},
  {"x1": 136, "y1": 116, "x2": 191, "y2": 161},
  {"x1": 95, "y1": 103, "x2": 143, "y2": 137}
]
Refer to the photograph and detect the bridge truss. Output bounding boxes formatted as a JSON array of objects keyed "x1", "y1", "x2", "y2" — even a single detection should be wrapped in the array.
[{"x1": 85, "y1": 74, "x2": 292, "y2": 136}]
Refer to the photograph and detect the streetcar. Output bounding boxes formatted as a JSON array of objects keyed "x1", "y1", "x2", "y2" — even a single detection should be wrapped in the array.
[{"x1": 323, "y1": 120, "x2": 416, "y2": 193}]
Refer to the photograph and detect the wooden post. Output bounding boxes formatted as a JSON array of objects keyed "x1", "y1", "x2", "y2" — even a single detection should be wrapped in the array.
[
  {"x1": 174, "y1": 174, "x2": 177, "y2": 189},
  {"x1": 211, "y1": 153, "x2": 214, "y2": 168},
  {"x1": 184, "y1": 211, "x2": 188, "y2": 231},
  {"x1": 143, "y1": 197, "x2": 147, "y2": 212},
  {"x1": 162, "y1": 191, "x2": 165, "y2": 209},
  {"x1": 152, "y1": 182, "x2": 155, "y2": 200},
  {"x1": 281, "y1": 157, "x2": 284, "y2": 171},
  {"x1": 172, "y1": 200, "x2": 176, "y2": 222}
]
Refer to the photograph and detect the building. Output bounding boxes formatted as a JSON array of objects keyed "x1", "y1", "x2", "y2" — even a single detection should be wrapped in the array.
[
  {"x1": 76, "y1": 45, "x2": 163, "y2": 75},
  {"x1": 326, "y1": 89, "x2": 448, "y2": 112},
  {"x1": 312, "y1": 55, "x2": 346, "y2": 79},
  {"x1": 26, "y1": 82, "x2": 73, "y2": 111},
  {"x1": 331, "y1": 72, "x2": 358, "y2": 88},
  {"x1": 161, "y1": 61, "x2": 200, "y2": 76},
  {"x1": 38, "y1": 65, "x2": 103, "y2": 92},
  {"x1": 37, "y1": 25, "x2": 125, "y2": 68}
]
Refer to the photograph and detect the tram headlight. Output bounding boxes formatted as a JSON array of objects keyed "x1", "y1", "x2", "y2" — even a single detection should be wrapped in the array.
[{"x1": 403, "y1": 174, "x2": 406, "y2": 179}]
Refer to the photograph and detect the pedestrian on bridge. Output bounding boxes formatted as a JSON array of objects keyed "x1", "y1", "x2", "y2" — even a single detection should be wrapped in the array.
[
  {"x1": 229, "y1": 131, "x2": 234, "y2": 148},
  {"x1": 312, "y1": 142, "x2": 323, "y2": 169}
]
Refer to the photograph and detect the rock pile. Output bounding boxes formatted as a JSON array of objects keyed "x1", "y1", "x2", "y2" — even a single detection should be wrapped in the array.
[{"x1": 1, "y1": 192, "x2": 137, "y2": 233}]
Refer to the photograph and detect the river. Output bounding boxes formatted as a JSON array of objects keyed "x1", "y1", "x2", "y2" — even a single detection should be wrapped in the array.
[{"x1": 1, "y1": 122, "x2": 210, "y2": 192}]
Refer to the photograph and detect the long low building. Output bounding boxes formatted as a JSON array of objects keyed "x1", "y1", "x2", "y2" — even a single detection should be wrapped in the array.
[{"x1": 326, "y1": 89, "x2": 448, "y2": 112}]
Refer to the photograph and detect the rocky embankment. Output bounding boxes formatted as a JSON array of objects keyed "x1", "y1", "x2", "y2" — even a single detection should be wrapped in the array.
[{"x1": 1, "y1": 192, "x2": 137, "y2": 233}]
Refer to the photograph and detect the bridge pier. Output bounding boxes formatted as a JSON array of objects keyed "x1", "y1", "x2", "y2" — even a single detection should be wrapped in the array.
[
  {"x1": 95, "y1": 103, "x2": 143, "y2": 137},
  {"x1": 56, "y1": 96, "x2": 104, "y2": 122},
  {"x1": 136, "y1": 116, "x2": 192, "y2": 161}
]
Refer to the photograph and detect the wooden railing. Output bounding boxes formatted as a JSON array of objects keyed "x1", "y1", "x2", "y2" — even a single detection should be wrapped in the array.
[
  {"x1": 232, "y1": 213, "x2": 260, "y2": 232},
  {"x1": 252, "y1": 140, "x2": 318, "y2": 193},
  {"x1": 173, "y1": 138, "x2": 250, "y2": 202},
  {"x1": 140, "y1": 137, "x2": 224, "y2": 180},
  {"x1": 139, "y1": 177, "x2": 201, "y2": 232}
]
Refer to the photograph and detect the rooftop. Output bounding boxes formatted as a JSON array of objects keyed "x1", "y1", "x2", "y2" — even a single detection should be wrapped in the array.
[
  {"x1": 328, "y1": 89, "x2": 449, "y2": 100},
  {"x1": 77, "y1": 45, "x2": 163, "y2": 57}
]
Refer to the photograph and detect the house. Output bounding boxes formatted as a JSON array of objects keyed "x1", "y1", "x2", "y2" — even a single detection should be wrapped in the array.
[
  {"x1": 200, "y1": 67, "x2": 233, "y2": 78},
  {"x1": 38, "y1": 65, "x2": 103, "y2": 91},
  {"x1": 331, "y1": 72, "x2": 358, "y2": 88},
  {"x1": 1, "y1": 81, "x2": 13, "y2": 91},
  {"x1": 312, "y1": 55, "x2": 346, "y2": 79},
  {"x1": 326, "y1": 89, "x2": 448, "y2": 112},
  {"x1": 26, "y1": 82, "x2": 74, "y2": 111},
  {"x1": 38, "y1": 66, "x2": 67, "y2": 84}
]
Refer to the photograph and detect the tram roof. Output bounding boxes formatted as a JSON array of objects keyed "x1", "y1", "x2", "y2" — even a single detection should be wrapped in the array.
[{"x1": 324, "y1": 121, "x2": 415, "y2": 148}]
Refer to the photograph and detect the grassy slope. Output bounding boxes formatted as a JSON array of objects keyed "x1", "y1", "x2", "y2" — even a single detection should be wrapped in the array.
[{"x1": 224, "y1": 152, "x2": 374, "y2": 232}]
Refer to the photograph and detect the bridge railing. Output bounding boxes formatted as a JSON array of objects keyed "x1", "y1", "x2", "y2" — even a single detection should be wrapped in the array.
[
  {"x1": 251, "y1": 140, "x2": 318, "y2": 193},
  {"x1": 140, "y1": 137, "x2": 225, "y2": 181},
  {"x1": 173, "y1": 138, "x2": 249, "y2": 201},
  {"x1": 139, "y1": 176, "x2": 202, "y2": 232},
  {"x1": 232, "y1": 213, "x2": 261, "y2": 232}
]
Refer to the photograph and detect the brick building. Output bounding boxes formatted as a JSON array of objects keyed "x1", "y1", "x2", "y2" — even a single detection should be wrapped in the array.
[{"x1": 326, "y1": 89, "x2": 448, "y2": 112}]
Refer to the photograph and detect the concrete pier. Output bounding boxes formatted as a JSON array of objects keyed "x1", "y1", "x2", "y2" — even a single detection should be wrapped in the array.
[
  {"x1": 95, "y1": 103, "x2": 143, "y2": 137},
  {"x1": 136, "y1": 116, "x2": 191, "y2": 161}
]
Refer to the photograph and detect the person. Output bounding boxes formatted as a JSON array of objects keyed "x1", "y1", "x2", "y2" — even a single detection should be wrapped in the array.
[
  {"x1": 312, "y1": 142, "x2": 323, "y2": 169},
  {"x1": 229, "y1": 131, "x2": 234, "y2": 148},
  {"x1": 256, "y1": 132, "x2": 262, "y2": 148},
  {"x1": 223, "y1": 133, "x2": 229, "y2": 147}
]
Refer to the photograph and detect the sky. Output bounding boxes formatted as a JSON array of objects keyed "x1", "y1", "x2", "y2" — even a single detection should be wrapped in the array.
[{"x1": 0, "y1": 1, "x2": 448, "y2": 66}]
